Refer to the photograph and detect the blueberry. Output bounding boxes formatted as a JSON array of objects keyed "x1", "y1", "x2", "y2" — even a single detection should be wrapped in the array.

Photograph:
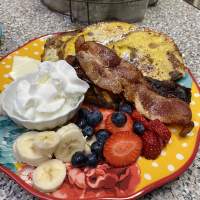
[
  {"x1": 71, "y1": 152, "x2": 87, "y2": 167},
  {"x1": 82, "y1": 126, "x2": 94, "y2": 138},
  {"x1": 119, "y1": 102, "x2": 133, "y2": 114},
  {"x1": 96, "y1": 129, "x2": 111, "y2": 143},
  {"x1": 78, "y1": 108, "x2": 90, "y2": 118},
  {"x1": 133, "y1": 121, "x2": 145, "y2": 135},
  {"x1": 87, "y1": 110, "x2": 103, "y2": 127},
  {"x1": 111, "y1": 112, "x2": 127, "y2": 127},
  {"x1": 91, "y1": 141, "x2": 104, "y2": 157},
  {"x1": 76, "y1": 118, "x2": 87, "y2": 129},
  {"x1": 87, "y1": 153, "x2": 98, "y2": 167}
]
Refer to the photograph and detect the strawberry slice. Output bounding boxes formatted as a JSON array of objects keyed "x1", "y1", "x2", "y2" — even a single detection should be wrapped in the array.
[
  {"x1": 131, "y1": 111, "x2": 149, "y2": 127},
  {"x1": 103, "y1": 132, "x2": 142, "y2": 167},
  {"x1": 95, "y1": 108, "x2": 113, "y2": 131},
  {"x1": 105, "y1": 113, "x2": 133, "y2": 134}
]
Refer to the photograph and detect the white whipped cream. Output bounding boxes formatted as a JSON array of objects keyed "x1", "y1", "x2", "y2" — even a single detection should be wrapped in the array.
[{"x1": 13, "y1": 60, "x2": 89, "y2": 121}]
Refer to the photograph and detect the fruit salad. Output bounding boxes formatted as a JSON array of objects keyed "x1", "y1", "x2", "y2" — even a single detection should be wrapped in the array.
[{"x1": 12, "y1": 99, "x2": 172, "y2": 196}]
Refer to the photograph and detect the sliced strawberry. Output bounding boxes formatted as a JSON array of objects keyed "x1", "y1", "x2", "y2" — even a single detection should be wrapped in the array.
[
  {"x1": 141, "y1": 130, "x2": 162, "y2": 160},
  {"x1": 148, "y1": 119, "x2": 171, "y2": 145},
  {"x1": 103, "y1": 132, "x2": 142, "y2": 167},
  {"x1": 105, "y1": 113, "x2": 133, "y2": 134},
  {"x1": 131, "y1": 111, "x2": 149, "y2": 127},
  {"x1": 95, "y1": 108, "x2": 113, "y2": 131}
]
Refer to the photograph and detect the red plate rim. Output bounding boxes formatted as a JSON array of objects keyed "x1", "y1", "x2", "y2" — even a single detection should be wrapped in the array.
[{"x1": 0, "y1": 34, "x2": 200, "y2": 200}]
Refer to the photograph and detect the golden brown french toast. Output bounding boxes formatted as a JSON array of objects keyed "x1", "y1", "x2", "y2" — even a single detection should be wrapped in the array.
[
  {"x1": 108, "y1": 29, "x2": 185, "y2": 81},
  {"x1": 63, "y1": 21, "x2": 137, "y2": 58}
]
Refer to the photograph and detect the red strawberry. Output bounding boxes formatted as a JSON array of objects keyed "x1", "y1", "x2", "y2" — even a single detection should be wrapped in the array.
[
  {"x1": 105, "y1": 113, "x2": 133, "y2": 134},
  {"x1": 148, "y1": 119, "x2": 171, "y2": 145},
  {"x1": 141, "y1": 130, "x2": 162, "y2": 160},
  {"x1": 103, "y1": 132, "x2": 142, "y2": 167},
  {"x1": 131, "y1": 111, "x2": 149, "y2": 127},
  {"x1": 95, "y1": 108, "x2": 113, "y2": 131}
]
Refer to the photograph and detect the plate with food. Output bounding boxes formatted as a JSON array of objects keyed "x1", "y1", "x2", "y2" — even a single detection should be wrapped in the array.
[{"x1": 0, "y1": 21, "x2": 199, "y2": 199}]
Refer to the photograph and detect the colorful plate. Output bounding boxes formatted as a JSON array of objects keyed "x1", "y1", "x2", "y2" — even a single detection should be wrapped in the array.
[{"x1": 0, "y1": 34, "x2": 200, "y2": 199}]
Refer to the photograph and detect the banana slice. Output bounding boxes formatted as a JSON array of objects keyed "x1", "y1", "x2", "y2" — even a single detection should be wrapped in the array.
[
  {"x1": 56, "y1": 123, "x2": 80, "y2": 137},
  {"x1": 13, "y1": 140, "x2": 22, "y2": 162},
  {"x1": 32, "y1": 159, "x2": 66, "y2": 193},
  {"x1": 15, "y1": 132, "x2": 49, "y2": 166},
  {"x1": 55, "y1": 123, "x2": 86, "y2": 162},
  {"x1": 33, "y1": 131, "x2": 60, "y2": 156}
]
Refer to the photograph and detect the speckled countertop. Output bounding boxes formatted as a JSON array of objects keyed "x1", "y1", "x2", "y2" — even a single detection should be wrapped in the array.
[{"x1": 0, "y1": 0, "x2": 200, "y2": 199}]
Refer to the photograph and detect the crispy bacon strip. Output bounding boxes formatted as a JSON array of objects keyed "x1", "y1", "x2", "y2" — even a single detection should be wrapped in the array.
[{"x1": 75, "y1": 36, "x2": 192, "y2": 131}]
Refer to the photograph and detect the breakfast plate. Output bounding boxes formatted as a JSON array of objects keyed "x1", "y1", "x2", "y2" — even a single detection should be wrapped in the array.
[{"x1": 0, "y1": 30, "x2": 200, "y2": 199}]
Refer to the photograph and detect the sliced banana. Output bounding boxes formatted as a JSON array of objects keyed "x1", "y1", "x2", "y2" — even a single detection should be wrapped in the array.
[
  {"x1": 56, "y1": 123, "x2": 80, "y2": 137},
  {"x1": 33, "y1": 131, "x2": 60, "y2": 157},
  {"x1": 14, "y1": 132, "x2": 49, "y2": 166},
  {"x1": 55, "y1": 123, "x2": 86, "y2": 162},
  {"x1": 32, "y1": 159, "x2": 66, "y2": 193},
  {"x1": 13, "y1": 140, "x2": 22, "y2": 162}
]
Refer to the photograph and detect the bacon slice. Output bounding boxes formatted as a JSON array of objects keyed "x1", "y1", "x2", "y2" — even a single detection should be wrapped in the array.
[{"x1": 75, "y1": 36, "x2": 192, "y2": 130}]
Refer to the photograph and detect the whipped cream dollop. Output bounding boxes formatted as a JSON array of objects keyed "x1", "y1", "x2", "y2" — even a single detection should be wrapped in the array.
[{"x1": 13, "y1": 60, "x2": 89, "y2": 121}]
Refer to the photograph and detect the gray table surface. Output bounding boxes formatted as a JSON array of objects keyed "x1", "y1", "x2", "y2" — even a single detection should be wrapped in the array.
[{"x1": 0, "y1": 0, "x2": 200, "y2": 199}]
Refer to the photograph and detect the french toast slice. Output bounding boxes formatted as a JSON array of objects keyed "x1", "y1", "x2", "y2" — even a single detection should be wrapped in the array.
[
  {"x1": 108, "y1": 29, "x2": 185, "y2": 81},
  {"x1": 63, "y1": 21, "x2": 137, "y2": 58}
]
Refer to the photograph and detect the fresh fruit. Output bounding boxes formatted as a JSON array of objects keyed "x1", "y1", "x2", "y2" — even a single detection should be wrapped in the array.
[
  {"x1": 87, "y1": 110, "x2": 103, "y2": 127},
  {"x1": 82, "y1": 126, "x2": 94, "y2": 138},
  {"x1": 148, "y1": 119, "x2": 171, "y2": 145},
  {"x1": 133, "y1": 121, "x2": 145, "y2": 136},
  {"x1": 131, "y1": 111, "x2": 149, "y2": 127},
  {"x1": 105, "y1": 113, "x2": 132, "y2": 134},
  {"x1": 119, "y1": 102, "x2": 133, "y2": 114},
  {"x1": 87, "y1": 153, "x2": 98, "y2": 167},
  {"x1": 55, "y1": 124, "x2": 86, "y2": 162},
  {"x1": 103, "y1": 132, "x2": 142, "y2": 167},
  {"x1": 13, "y1": 141, "x2": 22, "y2": 162},
  {"x1": 32, "y1": 159, "x2": 66, "y2": 192},
  {"x1": 14, "y1": 132, "x2": 49, "y2": 166},
  {"x1": 78, "y1": 108, "x2": 90, "y2": 118},
  {"x1": 56, "y1": 123, "x2": 79, "y2": 137},
  {"x1": 141, "y1": 130, "x2": 162, "y2": 160},
  {"x1": 71, "y1": 152, "x2": 88, "y2": 167},
  {"x1": 33, "y1": 131, "x2": 60, "y2": 156},
  {"x1": 76, "y1": 118, "x2": 87, "y2": 129},
  {"x1": 91, "y1": 141, "x2": 104, "y2": 157},
  {"x1": 96, "y1": 129, "x2": 111, "y2": 143},
  {"x1": 95, "y1": 109, "x2": 113, "y2": 131},
  {"x1": 111, "y1": 112, "x2": 127, "y2": 127}
]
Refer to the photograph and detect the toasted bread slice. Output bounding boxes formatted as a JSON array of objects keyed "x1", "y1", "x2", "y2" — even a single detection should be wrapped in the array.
[
  {"x1": 41, "y1": 30, "x2": 78, "y2": 62},
  {"x1": 63, "y1": 21, "x2": 136, "y2": 58},
  {"x1": 108, "y1": 29, "x2": 185, "y2": 81}
]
